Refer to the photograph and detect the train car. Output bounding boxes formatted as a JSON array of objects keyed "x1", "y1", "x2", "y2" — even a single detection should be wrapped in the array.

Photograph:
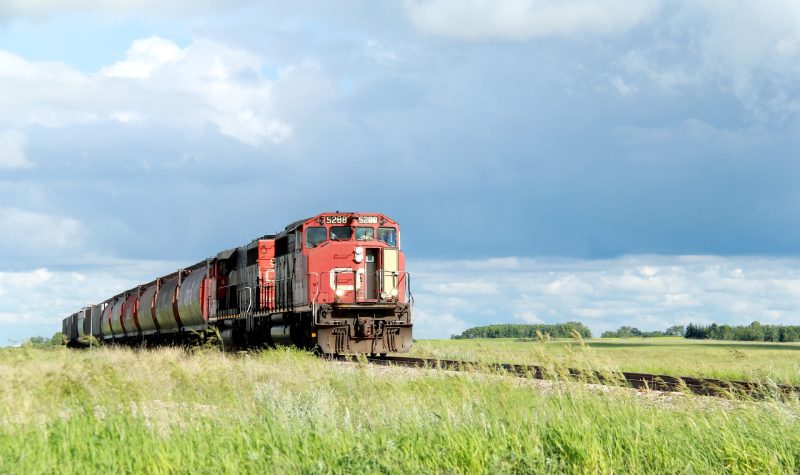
[
  {"x1": 61, "y1": 212, "x2": 413, "y2": 354},
  {"x1": 62, "y1": 312, "x2": 80, "y2": 347}
]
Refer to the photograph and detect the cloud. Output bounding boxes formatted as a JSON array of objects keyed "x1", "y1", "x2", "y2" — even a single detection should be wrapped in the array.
[
  {"x1": 0, "y1": 0, "x2": 247, "y2": 20},
  {"x1": 428, "y1": 281, "x2": 498, "y2": 296},
  {"x1": 364, "y1": 40, "x2": 400, "y2": 65},
  {"x1": 0, "y1": 208, "x2": 84, "y2": 255},
  {"x1": 620, "y1": 1, "x2": 800, "y2": 121},
  {"x1": 413, "y1": 309, "x2": 469, "y2": 339},
  {"x1": 412, "y1": 255, "x2": 800, "y2": 338},
  {"x1": 610, "y1": 77, "x2": 638, "y2": 96},
  {"x1": 405, "y1": 0, "x2": 661, "y2": 40},
  {"x1": 0, "y1": 36, "x2": 294, "y2": 146},
  {"x1": 0, "y1": 130, "x2": 32, "y2": 169},
  {"x1": 100, "y1": 37, "x2": 183, "y2": 79},
  {"x1": 514, "y1": 311, "x2": 542, "y2": 324}
]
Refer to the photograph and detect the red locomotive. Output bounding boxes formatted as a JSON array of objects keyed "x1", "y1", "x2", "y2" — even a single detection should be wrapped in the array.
[{"x1": 61, "y1": 212, "x2": 413, "y2": 355}]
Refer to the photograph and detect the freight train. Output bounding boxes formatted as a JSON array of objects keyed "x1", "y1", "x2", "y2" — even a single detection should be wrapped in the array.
[{"x1": 61, "y1": 212, "x2": 413, "y2": 355}]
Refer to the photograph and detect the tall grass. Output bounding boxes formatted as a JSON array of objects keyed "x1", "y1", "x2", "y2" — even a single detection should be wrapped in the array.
[{"x1": 0, "y1": 346, "x2": 798, "y2": 473}]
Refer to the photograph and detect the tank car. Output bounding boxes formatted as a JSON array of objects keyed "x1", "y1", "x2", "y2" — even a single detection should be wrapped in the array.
[{"x1": 61, "y1": 212, "x2": 413, "y2": 355}]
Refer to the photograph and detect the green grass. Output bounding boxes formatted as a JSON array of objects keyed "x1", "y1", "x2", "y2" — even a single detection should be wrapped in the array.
[
  {"x1": 408, "y1": 337, "x2": 800, "y2": 385},
  {"x1": 1, "y1": 346, "x2": 799, "y2": 473}
]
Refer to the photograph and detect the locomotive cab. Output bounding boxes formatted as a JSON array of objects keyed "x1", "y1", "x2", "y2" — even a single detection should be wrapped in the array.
[{"x1": 271, "y1": 212, "x2": 413, "y2": 354}]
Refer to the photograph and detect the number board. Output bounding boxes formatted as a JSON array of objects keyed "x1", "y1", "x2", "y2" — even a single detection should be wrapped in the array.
[
  {"x1": 357, "y1": 216, "x2": 378, "y2": 224},
  {"x1": 325, "y1": 216, "x2": 348, "y2": 224}
]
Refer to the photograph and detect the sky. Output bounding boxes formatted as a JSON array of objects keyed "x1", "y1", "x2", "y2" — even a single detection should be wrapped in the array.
[{"x1": 2, "y1": 0, "x2": 800, "y2": 343}]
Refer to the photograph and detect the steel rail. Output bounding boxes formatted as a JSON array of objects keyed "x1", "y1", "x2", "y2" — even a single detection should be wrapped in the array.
[{"x1": 333, "y1": 355, "x2": 800, "y2": 400}]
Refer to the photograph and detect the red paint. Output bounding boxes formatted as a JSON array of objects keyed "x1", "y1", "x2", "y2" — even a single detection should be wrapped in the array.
[
  {"x1": 258, "y1": 239, "x2": 276, "y2": 310},
  {"x1": 301, "y1": 213, "x2": 406, "y2": 305}
]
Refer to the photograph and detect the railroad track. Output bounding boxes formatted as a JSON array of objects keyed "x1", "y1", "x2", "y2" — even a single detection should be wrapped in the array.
[{"x1": 334, "y1": 355, "x2": 800, "y2": 400}]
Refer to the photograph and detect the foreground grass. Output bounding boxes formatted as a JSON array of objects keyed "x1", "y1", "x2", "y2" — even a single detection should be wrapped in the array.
[
  {"x1": 409, "y1": 337, "x2": 800, "y2": 385},
  {"x1": 1, "y1": 346, "x2": 799, "y2": 474}
]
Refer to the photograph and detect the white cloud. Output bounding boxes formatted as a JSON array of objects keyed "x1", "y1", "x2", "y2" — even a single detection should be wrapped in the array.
[
  {"x1": 413, "y1": 309, "x2": 469, "y2": 339},
  {"x1": 429, "y1": 281, "x2": 498, "y2": 296},
  {"x1": 514, "y1": 311, "x2": 542, "y2": 324},
  {"x1": 364, "y1": 39, "x2": 400, "y2": 65},
  {"x1": 610, "y1": 77, "x2": 638, "y2": 96},
  {"x1": 620, "y1": 1, "x2": 800, "y2": 121},
  {"x1": 0, "y1": 0, "x2": 241, "y2": 20},
  {"x1": 101, "y1": 37, "x2": 183, "y2": 79},
  {"x1": 411, "y1": 255, "x2": 800, "y2": 338},
  {"x1": 0, "y1": 130, "x2": 32, "y2": 169},
  {"x1": 405, "y1": 0, "x2": 661, "y2": 40},
  {"x1": 0, "y1": 208, "x2": 84, "y2": 253},
  {"x1": 0, "y1": 36, "x2": 294, "y2": 146},
  {"x1": 544, "y1": 276, "x2": 593, "y2": 296}
]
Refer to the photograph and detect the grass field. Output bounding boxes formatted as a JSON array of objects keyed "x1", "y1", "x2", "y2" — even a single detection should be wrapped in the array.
[
  {"x1": 409, "y1": 337, "x2": 800, "y2": 385},
  {"x1": 1, "y1": 344, "x2": 800, "y2": 473}
]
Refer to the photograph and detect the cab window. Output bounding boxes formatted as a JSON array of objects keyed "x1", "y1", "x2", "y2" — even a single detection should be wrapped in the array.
[
  {"x1": 306, "y1": 227, "x2": 327, "y2": 248},
  {"x1": 355, "y1": 227, "x2": 375, "y2": 241},
  {"x1": 330, "y1": 226, "x2": 352, "y2": 241},
  {"x1": 378, "y1": 227, "x2": 396, "y2": 246}
]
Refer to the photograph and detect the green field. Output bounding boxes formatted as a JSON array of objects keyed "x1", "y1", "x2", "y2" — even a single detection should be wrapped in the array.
[
  {"x1": 1, "y1": 343, "x2": 800, "y2": 474},
  {"x1": 409, "y1": 337, "x2": 800, "y2": 385}
]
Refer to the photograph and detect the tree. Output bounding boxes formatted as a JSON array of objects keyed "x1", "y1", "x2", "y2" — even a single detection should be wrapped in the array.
[
  {"x1": 665, "y1": 325, "x2": 684, "y2": 336},
  {"x1": 22, "y1": 333, "x2": 64, "y2": 348},
  {"x1": 684, "y1": 321, "x2": 800, "y2": 342},
  {"x1": 452, "y1": 322, "x2": 592, "y2": 339}
]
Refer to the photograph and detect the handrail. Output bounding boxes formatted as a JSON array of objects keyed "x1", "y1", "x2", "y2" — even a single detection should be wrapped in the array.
[{"x1": 242, "y1": 286, "x2": 253, "y2": 315}]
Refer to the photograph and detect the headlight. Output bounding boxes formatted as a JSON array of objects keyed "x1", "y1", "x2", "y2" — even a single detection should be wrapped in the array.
[
  {"x1": 354, "y1": 254, "x2": 363, "y2": 263},
  {"x1": 390, "y1": 288, "x2": 398, "y2": 297},
  {"x1": 354, "y1": 246, "x2": 364, "y2": 255},
  {"x1": 380, "y1": 291, "x2": 387, "y2": 299},
  {"x1": 335, "y1": 289, "x2": 345, "y2": 297}
]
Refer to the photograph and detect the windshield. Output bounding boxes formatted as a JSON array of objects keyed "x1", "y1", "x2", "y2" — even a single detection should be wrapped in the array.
[
  {"x1": 306, "y1": 227, "x2": 327, "y2": 248},
  {"x1": 330, "y1": 226, "x2": 352, "y2": 241},
  {"x1": 378, "y1": 227, "x2": 397, "y2": 246},
  {"x1": 355, "y1": 227, "x2": 375, "y2": 241}
]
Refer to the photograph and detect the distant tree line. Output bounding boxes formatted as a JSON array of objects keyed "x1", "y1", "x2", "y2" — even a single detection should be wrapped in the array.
[
  {"x1": 21, "y1": 333, "x2": 63, "y2": 348},
  {"x1": 601, "y1": 325, "x2": 684, "y2": 338},
  {"x1": 685, "y1": 322, "x2": 800, "y2": 342},
  {"x1": 451, "y1": 323, "x2": 592, "y2": 339}
]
